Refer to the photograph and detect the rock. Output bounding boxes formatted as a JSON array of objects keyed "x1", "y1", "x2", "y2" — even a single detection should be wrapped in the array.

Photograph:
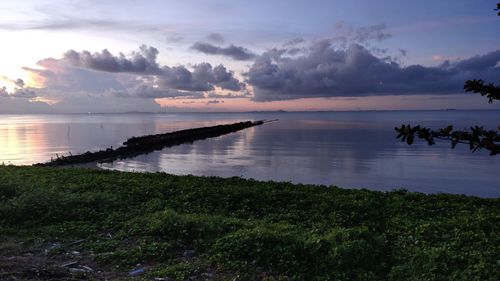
[
  {"x1": 69, "y1": 268, "x2": 89, "y2": 274},
  {"x1": 128, "y1": 268, "x2": 145, "y2": 276},
  {"x1": 61, "y1": 261, "x2": 78, "y2": 267},
  {"x1": 66, "y1": 264, "x2": 94, "y2": 274},
  {"x1": 80, "y1": 265, "x2": 94, "y2": 272}
]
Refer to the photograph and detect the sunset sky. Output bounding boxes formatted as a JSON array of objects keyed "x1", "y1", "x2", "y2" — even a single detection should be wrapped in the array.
[{"x1": 0, "y1": 0, "x2": 499, "y2": 113}]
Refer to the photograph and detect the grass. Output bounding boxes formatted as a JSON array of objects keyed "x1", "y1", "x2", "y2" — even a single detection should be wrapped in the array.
[{"x1": 0, "y1": 165, "x2": 499, "y2": 280}]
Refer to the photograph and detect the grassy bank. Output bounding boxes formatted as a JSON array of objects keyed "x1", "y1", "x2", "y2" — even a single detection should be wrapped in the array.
[{"x1": 0, "y1": 166, "x2": 499, "y2": 280}]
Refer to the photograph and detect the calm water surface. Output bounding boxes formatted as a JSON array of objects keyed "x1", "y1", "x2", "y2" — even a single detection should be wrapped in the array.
[{"x1": 1, "y1": 111, "x2": 499, "y2": 197}]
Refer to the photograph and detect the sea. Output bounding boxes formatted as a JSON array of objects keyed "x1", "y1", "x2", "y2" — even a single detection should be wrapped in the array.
[{"x1": 1, "y1": 111, "x2": 499, "y2": 197}]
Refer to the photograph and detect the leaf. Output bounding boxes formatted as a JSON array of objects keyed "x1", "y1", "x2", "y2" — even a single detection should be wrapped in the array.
[{"x1": 407, "y1": 135, "x2": 414, "y2": 145}]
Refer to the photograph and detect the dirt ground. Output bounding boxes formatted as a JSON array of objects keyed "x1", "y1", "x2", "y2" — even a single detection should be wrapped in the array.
[{"x1": 0, "y1": 237, "x2": 124, "y2": 281}]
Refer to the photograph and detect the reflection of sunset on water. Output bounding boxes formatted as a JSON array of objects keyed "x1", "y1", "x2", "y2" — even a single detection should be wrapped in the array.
[{"x1": 0, "y1": 121, "x2": 48, "y2": 165}]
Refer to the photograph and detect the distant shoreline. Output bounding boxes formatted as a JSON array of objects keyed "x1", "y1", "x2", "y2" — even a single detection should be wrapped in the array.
[{"x1": 1, "y1": 108, "x2": 500, "y2": 115}]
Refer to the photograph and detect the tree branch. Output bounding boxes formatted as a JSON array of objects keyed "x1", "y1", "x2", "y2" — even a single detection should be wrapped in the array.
[
  {"x1": 464, "y1": 80, "x2": 500, "y2": 103},
  {"x1": 395, "y1": 125, "x2": 500, "y2": 155}
]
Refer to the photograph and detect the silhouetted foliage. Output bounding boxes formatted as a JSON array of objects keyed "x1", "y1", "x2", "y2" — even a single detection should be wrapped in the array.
[
  {"x1": 395, "y1": 124, "x2": 500, "y2": 155},
  {"x1": 396, "y1": 4, "x2": 500, "y2": 155},
  {"x1": 465, "y1": 79, "x2": 500, "y2": 103}
]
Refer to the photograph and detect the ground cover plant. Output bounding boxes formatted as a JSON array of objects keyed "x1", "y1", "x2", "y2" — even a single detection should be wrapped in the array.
[{"x1": 0, "y1": 166, "x2": 499, "y2": 280}]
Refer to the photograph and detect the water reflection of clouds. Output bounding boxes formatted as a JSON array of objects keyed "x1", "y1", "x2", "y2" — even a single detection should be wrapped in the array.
[
  {"x1": 2, "y1": 112, "x2": 499, "y2": 197},
  {"x1": 105, "y1": 120, "x2": 408, "y2": 183},
  {"x1": 104, "y1": 115, "x2": 500, "y2": 197}
]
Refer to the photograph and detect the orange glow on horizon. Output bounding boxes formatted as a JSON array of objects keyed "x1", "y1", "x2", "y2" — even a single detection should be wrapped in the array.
[
  {"x1": 155, "y1": 97, "x2": 372, "y2": 111},
  {"x1": 154, "y1": 93, "x2": 498, "y2": 112}
]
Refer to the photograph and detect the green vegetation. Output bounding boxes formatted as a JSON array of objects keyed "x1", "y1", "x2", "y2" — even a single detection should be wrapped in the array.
[{"x1": 0, "y1": 166, "x2": 499, "y2": 280}]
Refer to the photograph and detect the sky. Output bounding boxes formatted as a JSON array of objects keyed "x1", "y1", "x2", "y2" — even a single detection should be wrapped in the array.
[{"x1": 0, "y1": 0, "x2": 499, "y2": 113}]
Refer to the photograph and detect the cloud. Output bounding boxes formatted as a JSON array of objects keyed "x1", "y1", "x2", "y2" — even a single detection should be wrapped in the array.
[
  {"x1": 0, "y1": 77, "x2": 37, "y2": 99},
  {"x1": 62, "y1": 46, "x2": 244, "y2": 94},
  {"x1": 64, "y1": 45, "x2": 161, "y2": 74},
  {"x1": 191, "y1": 42, "x2": 256, "y2": 61},
  {"x1": 0, "y1": 19, "x2": 180, "y2": 34},
  {"x1": 207, "y1": 32, "x2": 225, "y2": 43},
  {"x1": 159, "y1": 63, "x2": 244, "y2": 92},
  {"x1": 0, "y1": 76, "x2": 26, "y2": 88},
  {"x1": 247, "y1": 40, "x2": 500, "y2": 101},
  {"x1": 0, "y1": 87, "x2": 9, "y2": 97},
  {"x1": 0, "y1": 95, "x2": 53, "y2": 113},
  {"x1": 334, "y1": 22, "x2": 391, "y2": 45},
  {"x1": 284, "y1": 38, "x2": 305, "y2": 46},
  {"x1": 22, "y1": 45, "x2": 245, "y2": 104},
  {"x1": 10, "y1": 88, "x2": 37, "y2": 99},
  {"x1": 0, "y1": 19, "x2": 112, "y2": 31},
  {"x1": 23, "y1": 58, "x2": 126, "y2": 94},
  {"x1": 14, "y1": 79, "x2": 25, "y2": 88},
  {"x1": 1, "y1": 70, "x2": 163, "y2": 113},
  {"x1": 112, "y1": 84, "x2": 204, "y2": 99},
  {"x1": 207, "y1": 92, "x2": 251, "y2": 99}
]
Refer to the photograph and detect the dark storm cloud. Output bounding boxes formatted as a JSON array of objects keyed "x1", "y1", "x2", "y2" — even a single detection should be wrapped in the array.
[
  {"x1": 64, "y1": 45, "x2": 161, "y2": 74},
  {"x1": 57, "y1": 46, "x2": 244, "y2": 98},
  {"x1": 452, "y1": 50, "x2": 500, "y2": 72},
  {"x1": 160, "y1": 63, "x2": 244, "y2": 92},
  {"x1": 191, "y1": 42, "x2": 256, "y2": 61},
  {"x1": 247, "y1": 40, "x2": 500, "y2": 101}
]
